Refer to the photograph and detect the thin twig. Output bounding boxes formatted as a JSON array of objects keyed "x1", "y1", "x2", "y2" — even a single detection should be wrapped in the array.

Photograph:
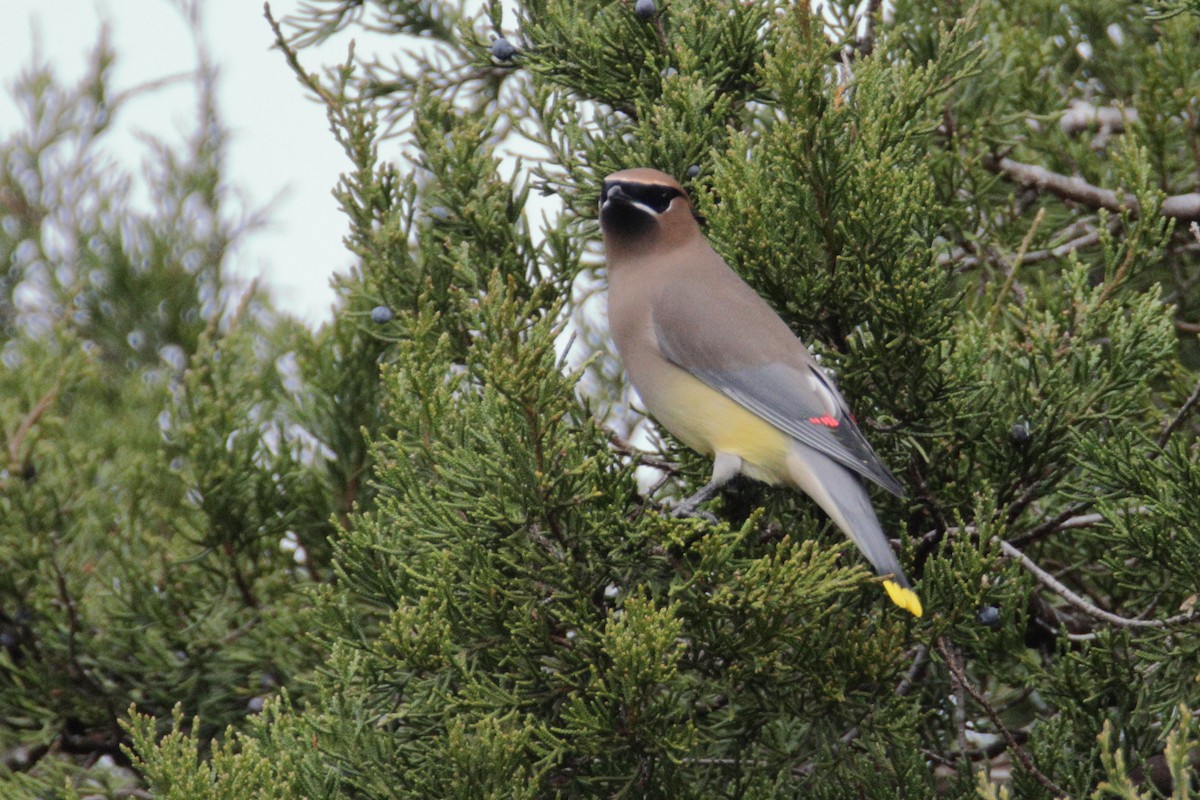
[
  {"x1": 1014, "y1": 227, "x2": 1101, "y2": 266},
  {"x1": 685, "y1": 756, "x2": 768, "y2": 768},
  {"x1": 942, "y1": 640, "x2": 970, "y2": 758},
  {"x1": 941, "y1": 205, "x2": 1109, "y2": 276},
  {"x1": 794, "y1": 644, "x2": 929, "y2": 778},
  {"x1": 1158, "y1": 375, "x2": 1200, "y2": 446},
  {"x1": 1003, "y1": 472, "x2": 1057, "y2": 527},
  {"x1": 651, "y1": 8, "x2": 670, "y2": 51},
  {"x1": 1031, "y1": 612, "x2": 1100, "y2": 643},
  {"x1": 943, "y1": 228, "x2": 1102, "y2": 270},
  {"x1": 927, "y1": 728, "x2": 1029, "y2": 766},
  {"x1": 921, "y1": 747, "x2": 957, "y2": 769},
  {"x1": 263, "y1": 3, "x2": 339, "y2": 106},
  {"x1": 936, "y1": 636, "x2": 1068, "y2": 797},
  {"x1": 1095, "y1": 244, "x2": 1137, "y2": 305},
  {"x1": 1054, "y1": 509, "x2": 1145, "y2": 531},
  {"x1": 921, "y1": 505, "x2": 1152, "y2": 551},
  {"x1": 839, "y1": 644, "x2": 930, "y2": 744},
  {"x1": 607, "y1": 431, "x2": 680, "y2": 474},
  {"x1": 984, "y1": 207, "x2": 1043, "y2": 327},
  {"x1": 998, "y1": 539, "x2": 1200, "y2": 628},
  {"x1": 1006, "y1": 500, "x2": 1093, "y2": 547},
  {"x1": 895, "y1": 644, "x2": 930, "y2": 698},
  {"x1": 7, "y1": 384, "x2": 59, "y2": 473}
]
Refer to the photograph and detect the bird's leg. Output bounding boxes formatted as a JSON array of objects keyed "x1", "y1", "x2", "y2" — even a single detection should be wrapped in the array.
[
  {"x1": 673, "y1": 481, "x2": 721, "y2": 520},
  {"x1": 672, "y1": 452, "x2": 740, "y2": 522}
]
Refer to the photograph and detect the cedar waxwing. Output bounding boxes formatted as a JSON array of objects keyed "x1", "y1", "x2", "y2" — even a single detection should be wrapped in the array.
[{"x1": 600, "y1": 167, "x2": 922, "y2": 617}]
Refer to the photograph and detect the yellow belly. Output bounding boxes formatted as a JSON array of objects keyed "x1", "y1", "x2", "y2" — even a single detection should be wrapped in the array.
[{"x1": 639, "y1": 366, "x2": 792, "y2": 485}]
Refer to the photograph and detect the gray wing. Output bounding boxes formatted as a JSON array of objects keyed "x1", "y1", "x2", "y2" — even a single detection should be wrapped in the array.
[
  {"x1": 651, "y1": 282, "x2": 905, "y2": 496},
  {"x1": 690, "y1": 360, "x2": 906, "y2": 495}
]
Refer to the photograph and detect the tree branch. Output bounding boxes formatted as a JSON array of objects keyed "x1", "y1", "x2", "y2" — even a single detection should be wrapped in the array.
[
  {"x1": 921, "y1": 505, "x2": 1152, "y2": 551},
  {"x1": 986, "y1": 156, "x2": 1200, "y2": 222},
  {"x1": 607, "y1": 430, "x2": 679, "y2": 474},
  {"x1": 997, "y1": 539, "x2": 1200, "y2": 628},
  {"x1": 1059, "y1": 100, "x2": 1138, "y2": 137},
  {"x1": 1019, "y1": 226, "x2": 1102, "y2": 265},
  {"x1": 854, "y1": 0, "x2": 885, "y2": 57},
  {"x1": 895, "y1": 643, "x2": 930, "y2": 698},
  {"x1": 936, "y1": 637, "x2": 1067, "y2": 797},
  {"x1": 793, "y1": 644, "x2": 930, "y2": 778},
  {"x1": 264, "y1": 3, "x2": 340, "y2": 107},
  {"x1": 6, "y1": 383, "x2": 59, "y2": 474},
  {"x1": 941, "y1": 640, "x2": 970, "y2": 758},
  {"x1": 1007, "y1": 500, "x2": 1095, "y2": 547},
  {"x1": 942, "y1": 227, "x2": 1102, "y2": 270},
  {"x1": 1158, "y1": 374, "x2": 1200, "y2": 446}
]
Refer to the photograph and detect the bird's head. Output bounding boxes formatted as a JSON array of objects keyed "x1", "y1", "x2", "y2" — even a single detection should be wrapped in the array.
[{"x1": 599, "y1": 168, "x2": 700, "y2": 256}]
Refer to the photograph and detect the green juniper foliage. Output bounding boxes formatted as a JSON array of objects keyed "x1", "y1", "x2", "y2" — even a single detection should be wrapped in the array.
[
  {"x1": 3, "y1": 0, "x2": 1200, "y2": 797},
  {"x1": 0, "y1": 18, "x2": 336, "y2": 800}
]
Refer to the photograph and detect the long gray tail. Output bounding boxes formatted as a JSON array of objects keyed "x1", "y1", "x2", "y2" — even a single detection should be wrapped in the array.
[{"x1": 784, "y1": 444, "x2": 910, "y2": 587}]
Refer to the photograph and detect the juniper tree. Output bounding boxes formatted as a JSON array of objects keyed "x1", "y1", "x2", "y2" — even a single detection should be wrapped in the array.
[
  {"x1": 3, "y1": 0, "x2": 1200, "y2": 798},
  {"x1": 0, "y1": 20, "x2": 342, "y2": 798}
]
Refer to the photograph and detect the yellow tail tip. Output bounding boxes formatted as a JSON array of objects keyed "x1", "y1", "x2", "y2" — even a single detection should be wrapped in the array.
[{"x1": 883, "y1": 580, "x2": 923, "y2": 618}]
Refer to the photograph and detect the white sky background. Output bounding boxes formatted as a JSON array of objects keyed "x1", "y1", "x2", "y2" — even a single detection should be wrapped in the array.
[{"x1": 1, "y1": 0, "x2": 370, "y2": 325}]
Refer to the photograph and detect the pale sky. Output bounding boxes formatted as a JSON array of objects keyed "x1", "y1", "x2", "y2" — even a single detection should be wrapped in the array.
[{"x1": 1, "y1": 0, "x2": 367, "y2": 325}]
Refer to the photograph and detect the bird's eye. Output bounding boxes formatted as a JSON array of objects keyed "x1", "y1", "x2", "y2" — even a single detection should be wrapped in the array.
[{"x1": 638, "y1": 186, "x2": 681, "y2": 213}]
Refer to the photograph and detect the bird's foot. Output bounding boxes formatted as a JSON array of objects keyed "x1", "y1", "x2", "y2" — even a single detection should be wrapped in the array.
[
  {"x1": 672, "y1": 481, "x2": 721, "y2": 523},
  {"x1": 672, "y1": 501, "x2": 718, "y2": 524}
]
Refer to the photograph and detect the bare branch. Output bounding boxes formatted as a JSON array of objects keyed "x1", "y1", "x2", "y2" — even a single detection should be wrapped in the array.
[
  {"x1": 6, "y1": 384, "x2": 59, "y2": 474},
  {"x1": 854, "y1": 0, "x2": 885, "y2": 57},
  {"x1": 921, "y1": 505, "x2": 1152, "y2": 550},
  {"x1": 985, "y1": 207, "x2": 1043, "y2": 327},
  {"x1": 1059, "y1": 100, "x2": 1138, "y2": 136},
  {"x1": 1030, "y1": 609, "x2": 1101, "y2": 643},
  {"x1": 998, "y1": 539, "x2": 1200, "y2": 628},
  {"x1": 794, "y1": 644, "x2": 930, "y2": 778},
  {"x1": 895, "y1": 644, "x2": 930, "y2": 698},
  {"x1": 989, "y1": 157, "x2": 1130, "y2": 214},
  {"x1": 939, "y1": 207, "x2": 1108, "y2": 273},
  {"x1": 1163, "y1": 194, "x2": 1200, "y2": 221},
  {"x1": 264, "y1": 3, "x2": 339, "y2": 107},
  {"x1": 986, "y1": 156, "x2": 1200, "y2": 222},
  {"x1": 943, "y1": 227, "x2": 1103, "y2": 270},
  {"x1": 1054, "y1": 509, "x2": 1138, "y2": 531},
  {"x1": 1007, "y1": 500, "x2": 1094, "y2": 547},
  {"x1": 936, "y1": 637, "x2": 1067, "y2": 797},
  {"x1": 607, "y1": 430, "x2": 679, "y2": 474},
  {"x1": 1016, "y1": 228, "x2": 1101, "y2": 266},
  {"x1": 942, "y1": 640, "x2": 969, "y2": 757},
  {"x1": 1158, "y1": 375, "x2": 1200, "y2": 446}
]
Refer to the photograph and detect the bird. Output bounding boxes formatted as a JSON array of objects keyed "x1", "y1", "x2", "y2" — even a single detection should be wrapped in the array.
[{"x1": 599, "y1": 167, "x2": 922, "y2": 617}]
